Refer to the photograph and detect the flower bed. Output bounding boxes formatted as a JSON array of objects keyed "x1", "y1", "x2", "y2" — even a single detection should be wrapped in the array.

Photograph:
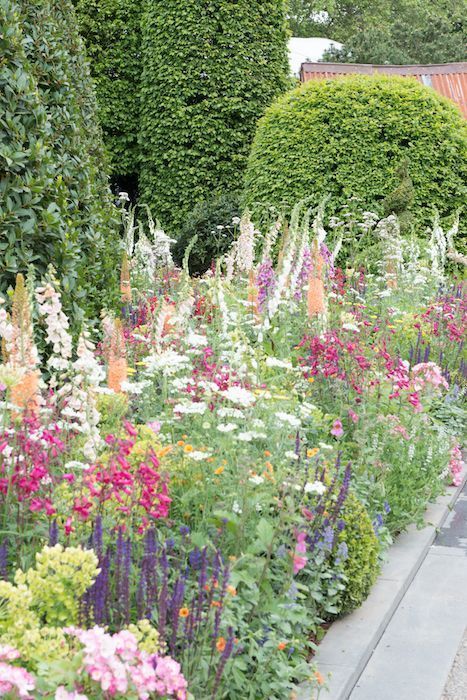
[{"x1": 0, "y1": 203, "x2": 465, "y2": 699}]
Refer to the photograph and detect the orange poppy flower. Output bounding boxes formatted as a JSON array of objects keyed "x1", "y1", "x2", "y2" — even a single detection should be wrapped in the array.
[{"x1": 179, "y1": 608, "x2": 189, "y2": 618}]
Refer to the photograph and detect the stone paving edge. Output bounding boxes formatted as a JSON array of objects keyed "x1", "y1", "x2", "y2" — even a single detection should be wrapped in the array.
[{"x1": 296, "y1": 469, "x2": 467, "y2": 700}]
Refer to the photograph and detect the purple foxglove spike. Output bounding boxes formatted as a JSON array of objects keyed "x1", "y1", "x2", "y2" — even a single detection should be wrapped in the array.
[
  {"x1": 0, "y1": 541, "x2": 8, "y2": 580},
  {"x1": 48, "y1": 521, "x2": 58, "y2": 547}
]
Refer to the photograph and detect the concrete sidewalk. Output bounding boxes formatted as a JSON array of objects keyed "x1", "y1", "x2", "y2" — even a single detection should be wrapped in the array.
[{"x1": 351, "y1": 480, "x2": 467, "y2": 700}]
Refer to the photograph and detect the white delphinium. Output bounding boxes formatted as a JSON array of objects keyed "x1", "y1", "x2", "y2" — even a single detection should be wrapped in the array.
[
  {"x1": 35, "y1": 282, "x2": 72, "y2": 380},
  {"x1": 289, "y1": 212, "x2": 310, "y2": 299},
  {"x1": 235, "y1": 210, "x2": 256, "y2": 273},
  {"x1": 266, "y1": 229, "x2": 297, "y2": 322},
  {"x1": 427, "y1": 212, "x2": 447, "y2": 279},
  {"x1": 215, "y1": 274, "x2": 230, "y2": 338},
  {"x1": 175, "y1": 295, "x2": 195, "y2": 330},
  {"x1": 376, "y1": 215, "x2": 403, "y2": 288},
  {"x1": 261, "y1": 217, "x2": 282, "y2": 262},
  {"x1": 60, "y1": 330, "x2": 104, "y2": 461}
]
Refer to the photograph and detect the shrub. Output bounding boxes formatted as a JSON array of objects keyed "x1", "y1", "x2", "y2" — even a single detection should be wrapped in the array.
[
  {"x1": 139, "y1": 0, "x2": 290, "y2": 233},
  {"x1": 244, "y1": 75, "x2": 467, "y2": 228},
  {"x1": 0, "y1": 0, "x2": 71, "y2": 293},
  {"x1": 1, "y1": 0, "x2": 120, "y2": 321},
  {"x1": 173, "y1": 193, "x2": 241, "y2": 275},
  {"x1": 72, "y1": 0, "x2": 143, "y2": 184},
  {"x1": 335, "y1": 492, "x2": 380, "y2": 615}
]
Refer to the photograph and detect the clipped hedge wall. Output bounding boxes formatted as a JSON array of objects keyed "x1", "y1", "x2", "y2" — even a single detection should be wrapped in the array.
[
  {"x1": 0, "y1": 0, "x2": 72, "y2": 291},
  {"x1": 72, "y1": 0, "x2": 142, "y2": 182},
  {"x1": 139, "y1": 0, "x2": 290, "y2": 233},
  {"x1": 244, "y1": 75, "x2": 467, "y2": 226},
  {"x1": 1, "y1": 0, "x2": 119, "y2": 321}
]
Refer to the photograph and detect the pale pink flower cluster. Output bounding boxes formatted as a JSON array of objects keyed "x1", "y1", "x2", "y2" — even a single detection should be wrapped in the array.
[
  {"x1": 69, "y1": 626, "x2": 187, "y2": 699},
  {"x1": 55, "y1": 687, "x2": 88, "y2": 700},
  {"x1": 35, "y1": 282, "x2": 72, "y2": 375},
  {"x1": 411, "y1": 362, "x2": 449, "y2": 392},
  {"x1": 449, "y1": 443, "x2": 464, "y2": 487},
  {"x1": 293, "y1": 531, "x2": 307, "y2": 575},
  {"x1": 0, "y1": 645, "x2": 35, "y2": 698}
]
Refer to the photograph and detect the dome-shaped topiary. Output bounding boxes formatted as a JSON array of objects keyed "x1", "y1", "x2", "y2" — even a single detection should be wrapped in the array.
[
  {"x1": 244, "y1": 75, "x2": 467, "y2": 228},
  {"x1": 335, "y1": 492, "x2": 380, "y2": 615}
]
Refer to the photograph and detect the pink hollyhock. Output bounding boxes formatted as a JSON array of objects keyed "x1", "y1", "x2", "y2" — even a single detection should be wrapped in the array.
[
  {"x1": 348, "y1": 409, "x2": 359, "y2": 424},
  {"x1": 407, "y1": 392, "x2": 423, "y2": 413},
  {"x1": 293, "y1": 531, "x2": 308, "y2": 574},
  {"x1": 412, "y1": 362, "x2": 449, "y2": 392},
  {"x1": 449, "y1": 443, "x2": 465, "y2": 487},
  {"x1": 331, "y1": 419, "x2": 344, "y2": 438}
]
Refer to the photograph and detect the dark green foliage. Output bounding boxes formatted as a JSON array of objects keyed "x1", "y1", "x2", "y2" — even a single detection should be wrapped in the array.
[
  {"x1": 289, "y1": 1, "x2": 465, "y2": 65},
  {"x1": 139, "y1": 0, "x2": 290, "y2": 234},
  {"x1": 72, "y1": 0, "x2": 142, "y2": 182},
  {"x1": 244, "y1": 75, "x2": 467, "y2": 228},
  {"x1": 336, "y1": 493, "x2": 380, "y2": 614},
  {"x1": 1, "y1": 0, "x2": 120, "y2": 321},
  {"x1": 173, "y1": 193, "x2": 241, "y2": 275},
  {"x1": 322, "y1": 0, "x2": 466, "y2": 65},
  {"x1": 0, "y1": 0, "x2": 74, "y2": 296}
]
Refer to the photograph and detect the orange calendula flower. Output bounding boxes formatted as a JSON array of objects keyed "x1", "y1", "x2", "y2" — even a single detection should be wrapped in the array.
[
  {"x1": 265, "y1": 461, "x2": 274, "y2": 472},
  {"x1": 227, "y1": 585, "x2": 237, "y2": 596},
  {"x1": 179, "y1": 608, "x2": 189, "y2": 618},
  {"x1": 177, "y1": 440, "x2": 185, "y2": 447},
  {"x1": 214, "y1": 466, "x2": 225, "y2": 475},
  {"x1": 264, "y1": 450, "x2": 271, "y2": 457},
  {"x1": 277, "y1": 642, "x2": 287, "y2": 651},
  {"x1": 307, "y1": 376, "x2": 315, "y2": 383},
  {"x1": 216, "y1": 637, "x2": 226, "y2": 652},
  {"x1": 211, "y1": 601, "x2": 221, "y2": 608},
  {"x1": 184, "y1": 444, "x2": 193, "y2": 453},
  {"x1": 314, "y1": 671, "x2": 325, "y2": 686}
]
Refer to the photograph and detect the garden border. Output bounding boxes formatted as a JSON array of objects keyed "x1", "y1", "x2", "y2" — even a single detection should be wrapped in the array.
[{"x1": 297, "y1": 470, "x2": 467, "y2": 700}]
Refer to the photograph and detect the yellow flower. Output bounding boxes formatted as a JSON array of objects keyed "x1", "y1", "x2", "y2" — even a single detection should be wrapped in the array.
[
  {"x1": 307, "y1": 448, "x2": 319, "y2": 458},
  {"x1": 126, "y1": 367, "x2": 136, "y2": 375},
  {"x1": 184, "y1": 444, "x2": 193, "y2": 453},
  {"x1": 307, "y1": 377, "x2": 315, "y2": 384},
  {"x1": 214, "y1": 466, "x2": 225, "y2": 475}
]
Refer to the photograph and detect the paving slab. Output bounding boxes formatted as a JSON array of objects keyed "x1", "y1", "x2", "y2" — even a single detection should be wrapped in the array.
[
  {"x1": 296, "y1": 470, "x2": 467, "y2": 700},
  {"x1": 441, "y1": 629, "x2": 467, "y2": 700},
  {"x1": 349, "y1": 549, "x2": 467, "y2": 700}
]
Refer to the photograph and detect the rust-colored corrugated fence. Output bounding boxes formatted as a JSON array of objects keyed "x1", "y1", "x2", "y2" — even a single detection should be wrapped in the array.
[{"x1": 300, "y1": 62, "x2": 467, "y2": 118}]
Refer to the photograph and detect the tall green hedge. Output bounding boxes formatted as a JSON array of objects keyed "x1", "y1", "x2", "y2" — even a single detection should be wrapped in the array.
[
  {"x1": 0, "y1": 0, "x2": 73, "y2": 292},
  {"x1": 139, "y1": 0, "x2": 290, "y2": 233},
  {"x1": 72, "y1": 0, "x2": 143, "y2": 184},
  {"x1": 244, "y1": 75, "x2": 467, "y2": 227},
  {"x1": 1, "y1": 0, "x2": 120, "y2": 320}
]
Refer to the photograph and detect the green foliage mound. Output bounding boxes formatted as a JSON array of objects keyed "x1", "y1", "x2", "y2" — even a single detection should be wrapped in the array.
[
  {"x1": 173, "y1": 193, "x2": 241, "y2": 276},
  {"x1": 139, "y1": 0, "x2": 290, "y2": 234},
  {"x1": 336, "y1": 493, "x2": 380, "y2": 614},
  {"x1": 244, "y1": 75, "x2": 467, "y2": 227}
]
